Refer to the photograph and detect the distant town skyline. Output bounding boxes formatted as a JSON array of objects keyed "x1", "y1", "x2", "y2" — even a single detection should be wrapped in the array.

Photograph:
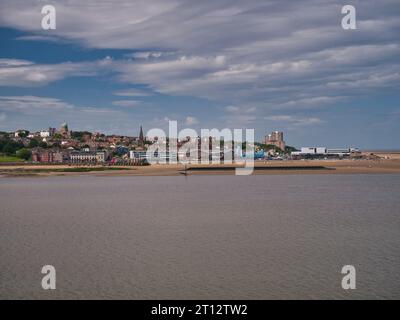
[{"x1": 0, "y1": 0, "x2": 399, "y2": 149}]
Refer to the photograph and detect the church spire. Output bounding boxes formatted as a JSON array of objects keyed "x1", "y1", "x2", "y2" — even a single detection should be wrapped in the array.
[{"x1": 139, "y1": 125, "x2": 144, "y2": 146}]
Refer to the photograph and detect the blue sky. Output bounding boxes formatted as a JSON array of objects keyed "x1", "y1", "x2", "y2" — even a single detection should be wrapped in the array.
[{"x1": 0, "y1": 0, "x2": 399, "y2": 149}]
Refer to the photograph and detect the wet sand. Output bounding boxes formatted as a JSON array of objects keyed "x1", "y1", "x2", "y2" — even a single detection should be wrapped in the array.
[{"x1": 1, "y1": 158, "x2": 400, "y2": 177}]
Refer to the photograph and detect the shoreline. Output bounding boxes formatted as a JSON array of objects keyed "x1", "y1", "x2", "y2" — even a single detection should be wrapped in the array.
[{"x1": 1, "y1": 159, "x2": 400, "y2": 178}]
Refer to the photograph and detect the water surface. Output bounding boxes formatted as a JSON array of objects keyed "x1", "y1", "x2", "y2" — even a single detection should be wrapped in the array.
[{"x1": 0, "y1": 174, "x2": 399, "y2": 299}]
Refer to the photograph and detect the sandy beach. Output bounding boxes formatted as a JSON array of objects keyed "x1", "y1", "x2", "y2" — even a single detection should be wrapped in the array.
[{"x1": 1, "y1": 157, "x2": 400, "y2": 178}]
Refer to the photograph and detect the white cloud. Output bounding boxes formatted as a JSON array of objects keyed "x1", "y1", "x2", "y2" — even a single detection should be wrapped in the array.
[
  {"x1": 0, "y1": 59, "x2": 33, "y2": 67},
  {"x1": 15, "y1": 35, "x2": 64, "y2": 42},
  {"x1": 113, "y1": 88, "x2": 152, "y2": 97},
  {"x1": 225, "y1": 106, "x2": 240, "y2": 113},
  {"x1": 0, "y1": 95, "x2": 136, "y2": 133},
  {"x1": 274, "y1": 96, "x2": 344, "y2": 109},
  {"x1": 0, "y1": 0, "x2": 399, "y2": 121},
  {"x1": 125, "y1": 51, "x2": 173, "y2": 60},
  {"x1": 265, "y1": 115, "x2": 323, "y2": 126},
  {"x1": 0, "y1": 95, "x2": 122, "y2": 116},
  {"x1": 224, "y1": 114, "x2": 257, "y2": 127},
  {"x1": 0, "y1": 95, "x2": 74, "y2": 112},
  {"x1": 0, "y1": 58, "x2": 112, "y2": 87},
  {"x1": 185, "y1": 116, "x2": 198, "y2": 125},
  {"x1": 224, "y1": 105, "x2": 256, "y2": 114},
  {"x1": 112, "y1": 100, "x2": 140, "y2": 107}
]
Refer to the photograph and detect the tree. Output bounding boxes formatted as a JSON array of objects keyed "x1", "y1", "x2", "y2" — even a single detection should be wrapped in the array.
[
  {"x1": 53, "y1": 133, "x2": 62, "y2": 140},
  {"x1": 3, "y1": 143, "x2": 14, "y2": 154},
  {"x1": 285, "y1": 145, "x2": 298, "y2": 153},
  {"x1": 18, "y1": 130, "x2": 29, "y2": 138},
  {"x1": 39, "y1": 141, "x2": 48, "y2": 148},
  {"x1": 28, "y1": 139, "x2": 39, "y2": 148},
  {"x1": 71, "y1": 131, "x2": 92, "y2": 141},
  {"x1": 16, "y1": 148, "x2": 31, "y2": 160},
  {"x1": 2, "y1": 141, "x2": 24, "y2": 155}
]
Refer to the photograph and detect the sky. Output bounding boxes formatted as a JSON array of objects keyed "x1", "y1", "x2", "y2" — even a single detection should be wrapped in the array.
[{"x1": 0, "y1": 0, "x2": 399, "y2": 149}]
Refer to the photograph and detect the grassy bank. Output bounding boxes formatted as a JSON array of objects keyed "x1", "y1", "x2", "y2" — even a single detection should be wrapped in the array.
[
  {"x1": 0, "y1": 166, "x2": 134, "y2": 175},
  {"x1": 0, "y1": 156, "x2": 23, "y2": 163},
  {"x1": 49, "y1": 167, "x2": 133, "y2": 173}
]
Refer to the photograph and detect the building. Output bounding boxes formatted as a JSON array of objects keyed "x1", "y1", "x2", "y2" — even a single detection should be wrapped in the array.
[
  {"x1": 14, "y1": 130, "x2": 29, "y2": 138},
  {"x1": 32, "y1": 149, "x2": 65, "y2": 163},
  {"x1": 59, "y1": 122, "x2": 70, "y2": 138},
  {"x1": 70, "y1": 150, "x2": 108, "y2": 163},
  {"x1": 265, "y1": 131, "x2": 286, "y2": 151},
  {"x1": 40, "y1": 130, "x2": 50, "y2": 138},
  {"x1": 291, "y1": 147, "x2": 360, "y2": 159},
  {"x1": 138, "y1": 125, "x2": 145, "y2": 147},
  {"x1": 40, "y1": 127, "x2": 56, "y2": 138},
  {"x1": 130, "y1": 150, "x2": 147, "y2": 160}
]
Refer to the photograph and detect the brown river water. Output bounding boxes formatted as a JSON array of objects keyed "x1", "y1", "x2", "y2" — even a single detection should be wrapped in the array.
[{"x1": 0, "y1": 174, "x2": 399, "y2": 299}]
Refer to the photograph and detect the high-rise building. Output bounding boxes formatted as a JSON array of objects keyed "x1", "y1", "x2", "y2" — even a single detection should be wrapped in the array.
[{"x1": 265, "y1": 131, "x2": 286, "y2": 151}]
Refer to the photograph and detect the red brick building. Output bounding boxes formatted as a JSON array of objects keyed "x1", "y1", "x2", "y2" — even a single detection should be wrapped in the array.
[{"x1": 32, "y1": 149, "x2": 64, "y2": 163}]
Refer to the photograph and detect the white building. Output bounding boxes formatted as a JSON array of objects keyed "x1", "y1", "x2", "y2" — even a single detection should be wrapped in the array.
[
  {"x1": 130, "y1": 150, "x2": 147, "y2": 160},
  {"x1": 40, "y1": 128, "x2": 55, "y2": 138},
  {"x1": 70, "y1": 151, "x2": 108, "y2": 163},
  {"x1": 292, "y1": 147, "x2": 360, "y2": 158},
  {"x1": 14, "y1": 130, "x2": 29, "y2": 138},
  {"x1": 40, "y1": 130, "x2": 51, "y2": 138},
  {"x1": 297, "y1": 147, "x2": 327, "y2": 154}
]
